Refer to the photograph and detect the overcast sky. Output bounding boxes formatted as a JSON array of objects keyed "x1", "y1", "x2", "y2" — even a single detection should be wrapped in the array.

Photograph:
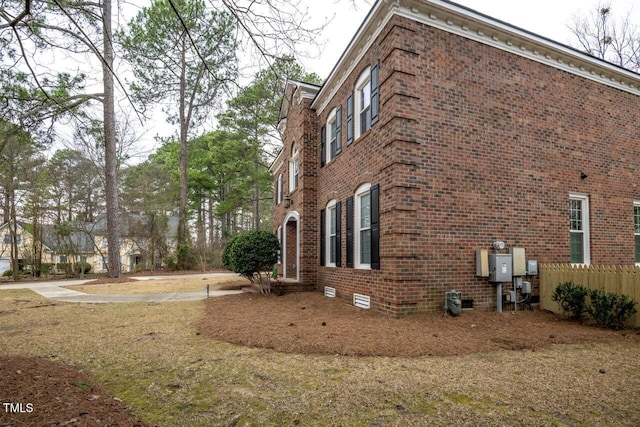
[
  {"x1": 124, "y1": 0, "x2": 640, "y2": 157},
  {"x1": 301, "y1": 0, "x2": 640, "y2": 78}
]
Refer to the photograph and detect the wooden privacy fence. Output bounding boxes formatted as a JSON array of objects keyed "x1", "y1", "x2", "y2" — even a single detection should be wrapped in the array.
[{"x1": 540, "y1": 264, "x2": 640, "y2": 327}]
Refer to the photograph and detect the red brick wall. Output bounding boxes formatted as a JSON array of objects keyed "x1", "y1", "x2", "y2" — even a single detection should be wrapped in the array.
[{"x1": 277, "y1": 14, "x2": 640, "y2": 316}]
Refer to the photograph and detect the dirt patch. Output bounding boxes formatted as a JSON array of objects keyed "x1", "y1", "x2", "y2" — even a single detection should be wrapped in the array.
[
  {"x1": 197, "y1": 291, "x2": 640, "y2": 357},
  {"x1": 0, "y1": 355, "x2": 149, "y2": 427},
  {"x1": 66, "y1": 275, "x2": 246, "y2": 294}
]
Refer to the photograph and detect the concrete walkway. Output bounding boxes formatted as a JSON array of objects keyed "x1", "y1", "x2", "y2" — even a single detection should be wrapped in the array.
[{"x1": 0, "y1": 273, "x2": 244, "y2": 303}]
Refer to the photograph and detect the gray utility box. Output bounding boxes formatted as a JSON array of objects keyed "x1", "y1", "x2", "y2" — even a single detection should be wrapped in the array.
[{"x1": 489, "y1": 254, "x2": 513, "y2": 282}]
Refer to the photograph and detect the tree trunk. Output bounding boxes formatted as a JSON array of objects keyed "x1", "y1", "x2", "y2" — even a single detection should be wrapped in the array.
[
  {"x1": 102, "y1": 0, "x2": 121, "y2": 278},
  {"x1": 177, "y1": 39, "x2": 189, "y2": 269}
]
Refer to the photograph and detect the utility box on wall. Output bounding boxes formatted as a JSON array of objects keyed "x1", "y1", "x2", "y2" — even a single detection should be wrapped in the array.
[{"x1": 489, "y1": 254, "x2": 512, "y2": 282}]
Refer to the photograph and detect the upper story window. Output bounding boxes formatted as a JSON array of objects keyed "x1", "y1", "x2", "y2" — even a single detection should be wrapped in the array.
[
  {"x1": 276, "y1": 173, "x2": 283, "y2": 205},
  {"x1": 3, "y1": 234, "x2": 22, "y2": 245},
  {"x1": 569, "y1": 194, "x2": 590, "y2": 265},
  {"x1": 289, "y1": 147, "x2": 299, "y2": 192},
  {"x1": 634, "y1": 202, "x2": 640, "y2": 264},
  {"x1": 352, "y1": 61, "x2": 379, "y2": 141}
]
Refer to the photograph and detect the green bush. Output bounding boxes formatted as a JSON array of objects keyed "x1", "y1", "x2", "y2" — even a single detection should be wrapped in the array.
[
  {"x1": 586, "y1": 288, "x2": 637, "y2": 330},
  {"x1": 2, "y1": 270, "x2": 12, "y2": 277},
  {"x1": 40, "y1": 263, "x2": 54, "y2": 276},
  {"x1": 73, "y1": 262, "x2": 92, "y2": 275},
  {"x1": 221, "y1": 235, "x2": 239, "y2": 272},
  {"x1": 552, "y1": 281, "x2": 589, "y2": 320},
  {"x1": 222, "y1": 230, "x2": 279, "y2": 293}
]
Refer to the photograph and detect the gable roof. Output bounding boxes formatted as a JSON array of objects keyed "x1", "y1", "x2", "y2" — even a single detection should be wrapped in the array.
[{"x1": 312, "y1": 0, "x2": 640, "y2": 113}]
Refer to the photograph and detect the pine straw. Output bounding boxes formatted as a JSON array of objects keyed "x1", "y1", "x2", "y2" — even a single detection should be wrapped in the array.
[
  {"x1": 2, "y1": 287, "x2": 640, "y2": 426},
  {"x1": 197, "y1": 292, "x2": 640, "y2": 357}
]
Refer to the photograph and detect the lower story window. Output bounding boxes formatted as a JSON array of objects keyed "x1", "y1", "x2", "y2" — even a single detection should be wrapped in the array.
[
  {"x1": 634, "y1": 202, "x2": 640, "y2": 264},
  {"x1": 569, "y1": 194, "x2": 590, "y2": 265}
]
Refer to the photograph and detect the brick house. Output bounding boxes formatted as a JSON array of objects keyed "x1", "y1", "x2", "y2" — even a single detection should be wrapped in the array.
[{"x1": 270, "y1": 0, "x2": 640, "y2": 316}]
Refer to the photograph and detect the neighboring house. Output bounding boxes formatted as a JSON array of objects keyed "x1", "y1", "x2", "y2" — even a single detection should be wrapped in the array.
[
  {"x1": 0, "y1": 215, "x2": 177, "y2": 275},
  {"x1": 270, "y1": 0, "x2": 640, "y2": 315},
  {"x1": 0, "y1": 221, "x2": 55, "y2": 274}
]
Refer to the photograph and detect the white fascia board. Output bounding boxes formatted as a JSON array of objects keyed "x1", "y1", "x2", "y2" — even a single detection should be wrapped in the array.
[{"x1": 313, "y1": 0, "x2": 640, "y2": 116}]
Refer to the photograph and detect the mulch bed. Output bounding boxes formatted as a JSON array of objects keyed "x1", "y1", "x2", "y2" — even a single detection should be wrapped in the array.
[
  {"x1": 197, "y1": 291, "x2": 640, "y2": 357},
  {"x1": 0, "y1": 356, "x2": 150, "y2": 427}
]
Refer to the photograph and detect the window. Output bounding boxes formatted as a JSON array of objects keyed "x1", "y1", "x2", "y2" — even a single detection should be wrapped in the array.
[
  {"x1": 3, "y1": 234, "x2": 21, "y2": 245},
  {"x1": 320, "y1": 200, "x2": 341, "y2": 267},
  {"x1": 58, "y1": 255, "x2": 68, "y2": 263},
  {"x1": 276, "y1": 174, "x2": 283, "y2": 205},
  {"x1": 277, "y1": 226, "x2": 283, "y2": 264},
  {"x1": 569, "y1": 194, "x2": 590, "y2": 265},
  {"x1": 289, "y1": 147, "x2": 299, "y2": 192},
  {"x1": 634, "y1": 202, "x2": 640, "y2": 264},
  {"x1": 102, "y1": 257, "x2": 109, "y2": 271},
  {"x1": 352, "y1": 62, "x2": 379, "y2": 140},
  {"x1": 358, "y1": 188, "x2": 372, "y2": 267},
  {"x1": 347, "y1": 184, "x2": 380, "y2": 269}
]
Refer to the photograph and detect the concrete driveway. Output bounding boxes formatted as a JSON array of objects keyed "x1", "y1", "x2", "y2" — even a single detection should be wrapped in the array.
[{"x1": 0, "y1": 273, "x2": 244, "y2": 303}]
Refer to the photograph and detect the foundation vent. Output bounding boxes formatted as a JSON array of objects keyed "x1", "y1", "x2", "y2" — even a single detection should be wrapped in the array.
[
  {"x1": 353, "y1": 293, "x2": 371, "y2": 309},
  {"x1": 324, "y1": 286, "x2": 336, "y2": 298}
]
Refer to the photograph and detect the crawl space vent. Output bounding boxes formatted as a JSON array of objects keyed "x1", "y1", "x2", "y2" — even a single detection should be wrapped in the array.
[
  {"x1": 324, "y1": 286, "x2": 336, "y2": 298},
  {"x1": 353, "y1": 293, "x2": 371, "y2": 309}
]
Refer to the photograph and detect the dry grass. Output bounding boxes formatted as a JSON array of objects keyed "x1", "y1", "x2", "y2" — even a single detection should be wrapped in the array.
[
  {"x1": 62, "y1": 274, "x2": 246, "y2": 295},
  {"x1": 1, "y1": 285, "x2": 640, "y2": 426}
]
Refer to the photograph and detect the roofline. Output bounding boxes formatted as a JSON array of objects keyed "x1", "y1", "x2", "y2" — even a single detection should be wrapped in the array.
[{"x1": 311, "y1": 0, "x2": 640, "y2": 113}]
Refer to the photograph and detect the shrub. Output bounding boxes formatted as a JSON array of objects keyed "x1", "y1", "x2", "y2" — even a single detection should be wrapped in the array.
[
  {"x1": 221, "y1": 235, "x2": 239, "y2": 272},
  {"x1": 222, "y1": 230, "x2": 279, "y2": 294},
  {"x1": 2, "y1": 270, "x2": 12, "y2": 277},
  {"x1": 552, "y1": 281, "x2": 589, "y2": 320},
  {"x1": 586, "y1": 288, "x2": 637, "y2": 330},
  {"x1": 73, "y1": 262, "x2": 92, "y2": 275}
]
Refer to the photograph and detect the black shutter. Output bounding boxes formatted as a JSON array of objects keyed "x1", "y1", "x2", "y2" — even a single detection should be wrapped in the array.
[
  {"x1": 346, "y1": 196, "x2": 354, "y2": 268},
  {"x1": 320, "y1": 125, "x2": 326, "y2": 167},
  {"x1": 371, "y1": 60, "x2": 380, "y2": 125},
  {"x1": 370, "y1": 184, "x2": 380, "y2": 270},
  {"x1": 335, "y1": 106, "x2": 342, "y2": 155},
  {"x1": 336, "y1": 201, "x2": 342, "y2": 267},
  {"x1": 346, "y1": 93, "x2": 354, "y2": 145},
  {"x1": 320, "y1": 209, "x2": 325, "y2": 266}
]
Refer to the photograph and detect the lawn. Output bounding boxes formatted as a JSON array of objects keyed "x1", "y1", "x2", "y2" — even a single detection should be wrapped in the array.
[{"x1": 1, "y1": 280, "x2": 640, "y2": 426}]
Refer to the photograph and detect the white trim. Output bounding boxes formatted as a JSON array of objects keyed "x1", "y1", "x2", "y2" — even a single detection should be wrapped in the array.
[
  {"x1": 634, "y1": 201, "x2": 640, "y2": 266},
  {"x1": 276, "y1": 174, "x2": 283, "y2": 205},
  {"x1": 569, "y1": 193, "x2": 590, "y2": 265},
  {"x1": 311, "y1": 0, "x2": 640, "y2": 115},
  {"x1": 355, "y1": 183, "x2": 372, "y2": 269},
  {"x1": 282, "y1": 211, "x2": 300, "y2": 281},
  {"x1": 354, "y1": 68, "x2": 372, "y2": 140},
  {"x1": 325, "y1": 199, "x2": 338, "y2": 267},
  {"x1": 289, "y1": 147, "x2": 299, "y2": 193},
  {"x1": 277, "y1": 225, "x2": 283, "y2": 265},
  {"x1": 326, "y1": 108, "x2": 337, "y2": 164}
]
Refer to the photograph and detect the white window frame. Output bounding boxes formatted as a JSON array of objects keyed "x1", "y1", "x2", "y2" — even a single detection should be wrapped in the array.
[
  {"x1": 277, "y1": 225, "x2": 283, "y2": 264},
  {"x1": 326, "y1": 108, "x2": 337, "y2": 164},
  {"x1": 325, "y1": 199, "x2": 337, "y2": 267},
  {"x1": 355, "y1": 183, "x2": 372, "y2": 269},
  {"x1": 354, "y1": 68, "x2": 371, "y2": 140},
  {"x1": 634, "y1": 201, "x2": 640, "y2": 266},
  {"x1": 569, "y1": 193, "x2": 590, "y2": 265},
  {"x1": 276, "y1": 173, "x2": 283, "y2": 205},
  {"x1": 289, "y1": 147, "x2": 299, "y2": 192}
]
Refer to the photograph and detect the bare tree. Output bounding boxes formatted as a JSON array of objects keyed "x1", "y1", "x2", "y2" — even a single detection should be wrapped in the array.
[
  {"x1": 569, "y1": 2, "x2": 640, "y2": 71},
  {"x1": 1, "y1": 0, "x2": 125, "y2": 277}
]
